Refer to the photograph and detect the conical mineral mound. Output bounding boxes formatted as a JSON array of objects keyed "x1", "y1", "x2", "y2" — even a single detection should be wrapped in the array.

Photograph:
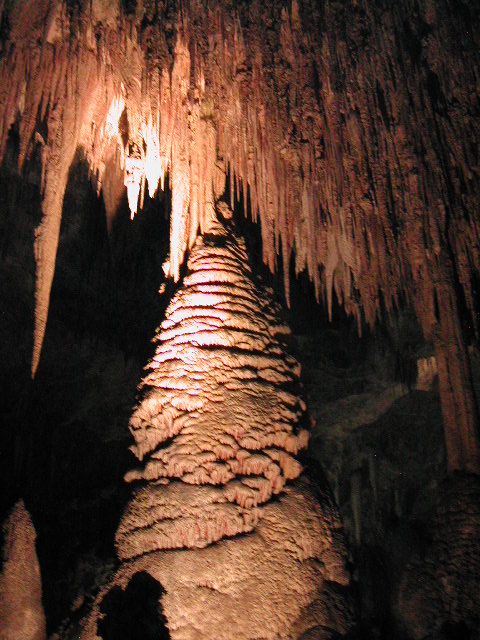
[
  {"x1": 83, "y1": 210, "x2": 356, "y2": 639},
  {"x1": 0, "y1": 501, "x2": 46, "y2": 640}
]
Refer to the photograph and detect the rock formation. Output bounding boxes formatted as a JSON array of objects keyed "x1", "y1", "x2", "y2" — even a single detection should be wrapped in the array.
[
  {"x1": 394, "y1": 474, "x2": 480, "y2": 639},
  {"x1": 0, "y1": 0, "x2": 479, "y2": 474},
  {"x1": 0, "y1": 501, "x2": 46, "y2": 640},
  {"x1": 81, "y1": 207, "x2": 355, "y2": 639},
  {"x1": 1, "y1": 0, "x2": 480, "y2": 636}
]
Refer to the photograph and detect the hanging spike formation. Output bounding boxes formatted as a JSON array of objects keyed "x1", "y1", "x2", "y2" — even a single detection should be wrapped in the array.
[
  {"x1": 81, "y1": 207, "x2": 355, "y2": 639},
  {"x1": 0, "y1": 0, "x2": 479, "y2": 470}
]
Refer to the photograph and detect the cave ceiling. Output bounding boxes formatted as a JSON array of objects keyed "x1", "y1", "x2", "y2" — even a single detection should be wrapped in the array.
[{"x1": 1, "y1": 0, "x2": 479, "y2": 471}]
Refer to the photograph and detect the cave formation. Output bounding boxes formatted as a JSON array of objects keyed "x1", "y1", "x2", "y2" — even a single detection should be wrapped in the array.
[
  {"x1": 0, "y1": 0, "x2": 479, "y2": 639},
  {"x1": 80, "y1": 209, "x2": 356, "y2": 639}
]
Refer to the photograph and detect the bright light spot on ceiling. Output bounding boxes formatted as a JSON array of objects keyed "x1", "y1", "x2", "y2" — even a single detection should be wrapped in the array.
[
  {"x1": 105, "y1": 96, "x2": 125, "y2": 137},
  {"x1": 125, "y1": 153, "x2": 144, "y2": 219}
]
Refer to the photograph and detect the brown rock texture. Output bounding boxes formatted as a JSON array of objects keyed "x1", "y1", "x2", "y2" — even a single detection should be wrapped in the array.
[
  {"x1": 393, "y1": 473, "x2": 480, "y2": 640},
  {"x1": 0, "y1": 501, "x2": 46, "y2": 640},
  {"x1": 118, "y1": 209, "x2": 310, "y2": 556},
  {"x1": 84, "y1": 478, "x2": 354, "y2": 640},
  {"x1": 0, "y1": 0, "x2": 479, "y2": 471},
  {"x1": 81, "y1": 209, "x2": 355, "y2": 639}
]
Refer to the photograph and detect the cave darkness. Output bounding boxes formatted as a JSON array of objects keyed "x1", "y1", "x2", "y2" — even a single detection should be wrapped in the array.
[{"x1": 0, "y1": 1, "x2": 480, "y2": 639}]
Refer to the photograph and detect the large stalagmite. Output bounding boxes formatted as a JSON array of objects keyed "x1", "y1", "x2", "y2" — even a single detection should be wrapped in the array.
[
  {"x1": 81, "y1": 207, "x2": 355, "y2": 639},
  {"x1": 1, "y1": 1, "x2": 480, "y2": 635}
]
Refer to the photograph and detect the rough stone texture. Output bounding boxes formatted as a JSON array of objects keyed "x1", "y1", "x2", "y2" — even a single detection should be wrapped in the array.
[
  {"x1": 1, "y1": 0, "x2": 480, "y2": 631},
  {"x1": 83, "y1": 477, "x2": 354, "y2": 640},
  {"x1": 0, "y1": 0, "x2": 479, "y2": 473},
  {"x1": 293, "y1": 311, "x2": 441, "y2": 630},
  {"x1": 81, "y1": 210, "x2": 355, "y2": 638},
  {"x1": 0, "y1": 501, "x2": 46, "y2": 640},
  {"x1": 393, "y1": 473, "x2": 480, "y2": 640},
  {"x1": 118, "y1": 210, "x2": 310, "y2": 556}
]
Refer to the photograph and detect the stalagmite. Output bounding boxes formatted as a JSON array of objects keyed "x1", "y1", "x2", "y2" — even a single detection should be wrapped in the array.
[
  {"x1": 1, "y1": 1, "x2": 480, "y2": 634},
  {"x1": 0, "y1": 501, "x2": 46, "y2": 640},
  {"x1": 81, "y1": 207, "x2": 355, "y2": 639}
]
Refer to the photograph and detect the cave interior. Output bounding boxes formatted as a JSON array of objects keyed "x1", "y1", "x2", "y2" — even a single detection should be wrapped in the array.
[{"x1": 0, "y1": 1, "x2": 479, "y2": 639}]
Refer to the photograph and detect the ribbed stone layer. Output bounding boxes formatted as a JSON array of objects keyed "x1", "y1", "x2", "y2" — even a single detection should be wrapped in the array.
[{"x1": 117, "y1": 215, "x2": 309, "y2": 559}]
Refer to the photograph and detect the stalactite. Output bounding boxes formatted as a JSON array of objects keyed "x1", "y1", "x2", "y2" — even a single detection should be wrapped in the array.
[
  {"x1": 32, "y1": 42, "x2": 98, "y2": 376},
  {"x1": 350, "y1": 470, "x2": 362, "y2": 546},
  {"x1": 430, "y1": 263, "x2": 480, "y2": 474},
  {"x1": 0, "y1": 0, "x2": 479, "y2": 469}
]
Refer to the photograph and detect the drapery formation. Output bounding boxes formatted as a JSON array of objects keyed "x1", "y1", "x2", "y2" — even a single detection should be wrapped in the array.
[{"x1": 0, "y1": 0, "x2": 479, "y2": 471}]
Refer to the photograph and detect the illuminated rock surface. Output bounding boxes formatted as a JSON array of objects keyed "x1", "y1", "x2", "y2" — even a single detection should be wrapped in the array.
[
  {"x1": 81, "y1": 210, "x2": 355, "y2": 639},
  {"x1": 1, "y1": 0, "x2": 480, "y2": 636},
  {"x1": 0, "y1": 501, "x2": 46, "y2": 640},
  {"x1": 0, "y1": 0, "x2": 479, "y2": 478}
]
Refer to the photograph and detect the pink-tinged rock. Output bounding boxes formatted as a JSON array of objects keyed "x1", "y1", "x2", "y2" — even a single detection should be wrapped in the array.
[
  {"x1": 0, "y1": 501, "x2": 46, "y2": 640},
  {"x1": 80, "y1": 211, "x2": 356, "y2": 638}
]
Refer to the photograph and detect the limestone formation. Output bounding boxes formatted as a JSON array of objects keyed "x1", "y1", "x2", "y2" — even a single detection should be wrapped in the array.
[
  {"x1": 0, "y1": 0, "x2": 479, "y2": 474},
  {"x1": 0, "y1": 501, "x2": 46, "y2": 640},
  {"x1": 394, "y1": 474, "x2": 480, "y2": 640},
  {"x1": 81, "y1": 209, "x2": 355, "y2": 639}
]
